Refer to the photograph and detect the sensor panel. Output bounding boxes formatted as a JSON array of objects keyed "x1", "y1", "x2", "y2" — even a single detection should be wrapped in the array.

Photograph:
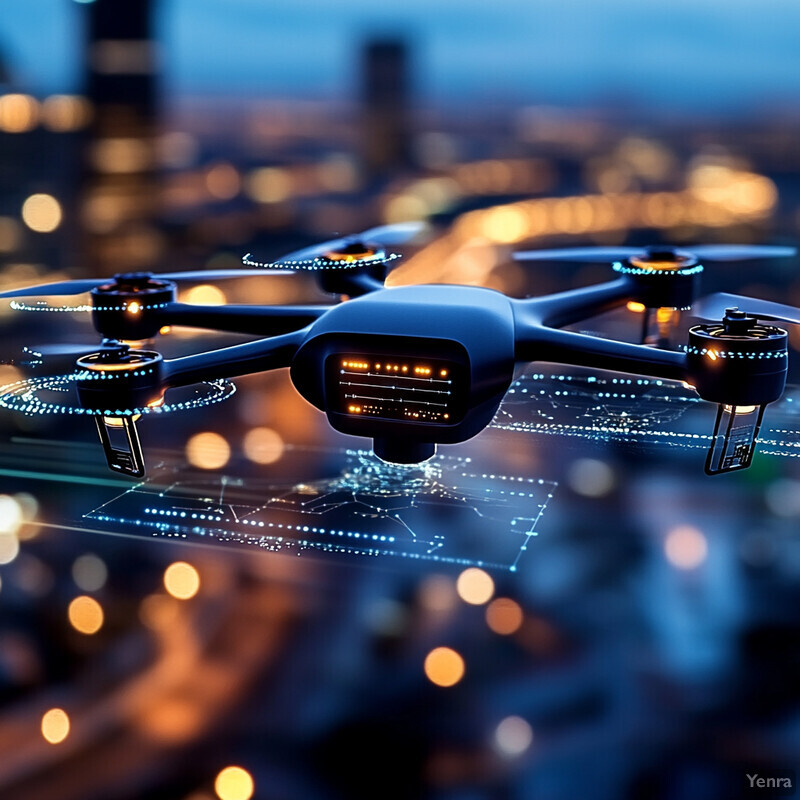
[{"x1": 327, "y1": 354, "x2": 467, "y2": 424}]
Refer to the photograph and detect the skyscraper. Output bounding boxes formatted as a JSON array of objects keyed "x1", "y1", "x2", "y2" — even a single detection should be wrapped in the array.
[
  {"x1": 82, "y1": 0, "x2": 161, "y2": 274},
  {"x1": 361, "y1": 39, "x2": 411, "y2": 178}
]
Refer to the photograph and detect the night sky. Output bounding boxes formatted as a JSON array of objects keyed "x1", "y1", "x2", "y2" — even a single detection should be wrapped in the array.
[{"x1": 1, "y1": 0, "x2": 800, "y2": 114}]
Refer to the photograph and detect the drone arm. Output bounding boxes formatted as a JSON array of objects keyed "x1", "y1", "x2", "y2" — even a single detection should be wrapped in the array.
[
  {"x1": 512, "y1": 277, "x2": 634, "y2": 329},
  {"x1": 156, "y1": 303, "x2": 331, "y2": 336},
  {"x1": 517, "y1": 325, "x2": 688, "y2": 383},
  {"x1": 162, "y1": 327, "x2": 308, "y2": 388}
]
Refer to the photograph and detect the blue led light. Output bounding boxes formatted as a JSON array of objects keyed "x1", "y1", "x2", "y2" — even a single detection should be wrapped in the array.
[
  {"x1": 241, "y1": 251, "x2": 402, "y2": 272},
  {"x1": 0, "y1": 374, "x2": 236, "y2": 417},
  {"x1": 612, "y1": 260, "x2": 704, "y2": 277}
]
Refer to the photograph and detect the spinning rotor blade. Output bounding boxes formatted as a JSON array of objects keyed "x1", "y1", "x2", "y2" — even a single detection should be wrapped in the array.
[
  {"x1": 275, "y1": 220, "x2": 427, "y2": 265},
  {"x1": 358, "y1": 221, "x2": 428, "y2": 246},
  {"x1": 687, "y1": 245, "x2": 796, "y2": 261},
  {"x1": 514, "y1": 247, "x2": 642, "y2": 263},
  {"x1": 2, "y1": 341, "x2": 123, "y2": 374},
  {"x1": 0, "y1": 279, "x2": 105, "y2": 298},
  {"x1": 515, "y1": 244, "x2": 796, "y2": 264},
  {"x1": 0, "y1": 268, "x2": 296, "y2": 301},
  {"x1": 691, "y1": 293, "x2": 800, "y2": 325},
  {"x1": 159, "y1": 268, "x2": 295, "y2": 280}
]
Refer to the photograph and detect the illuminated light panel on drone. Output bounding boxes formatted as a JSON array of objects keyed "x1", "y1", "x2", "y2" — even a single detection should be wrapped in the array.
[{"x1": 330, "y1": 354, "x2": 463, "y2": 424}]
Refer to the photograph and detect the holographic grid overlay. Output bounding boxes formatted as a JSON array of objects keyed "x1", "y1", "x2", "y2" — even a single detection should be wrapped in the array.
[
  {"x1": 0, "y1": 374, "x2": 236, "y2": 417},
  {"x1": 83, "y1": 449, "x2": 557, "y2": 572},
  {"x1": 493, "y1": 369, "x2": 800, "y2": 458}
]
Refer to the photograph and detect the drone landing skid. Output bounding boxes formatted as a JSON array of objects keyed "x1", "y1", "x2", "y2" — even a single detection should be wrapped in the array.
[
  {"x1": 94, "y1": 416, "x2": 146, "y2": 478},
  {"x1": 705, "y1": 403, "x2": 766, "y2": 475}
]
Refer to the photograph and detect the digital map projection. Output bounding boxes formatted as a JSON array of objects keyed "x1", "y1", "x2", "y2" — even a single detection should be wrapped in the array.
[
  {"x1": 493, "y1": 368, "x2": 800, "y2": 459},
  {"x1": 83, "y1": 449, "x2": 557, "y2": 572}
]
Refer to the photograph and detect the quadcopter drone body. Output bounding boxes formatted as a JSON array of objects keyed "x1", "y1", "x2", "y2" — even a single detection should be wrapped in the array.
[{"x1": 0, "y1": 224, "x2": 796, "y2": 478}]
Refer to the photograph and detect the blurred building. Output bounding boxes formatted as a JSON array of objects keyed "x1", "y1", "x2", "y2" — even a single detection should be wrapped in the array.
[
  {"x1": 82, "y1": 0, "x2": 162, "y2": 274},
  {"x1": 360, "y1": 39, "x2": 412, "y2": 179}
]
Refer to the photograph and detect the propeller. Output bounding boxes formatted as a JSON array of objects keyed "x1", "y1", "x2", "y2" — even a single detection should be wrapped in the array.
[
  {"x1": 3, "y1": 339, "x2": 128, "y2": 374},
  {"x1": 514, "y1": 244, "x2": 796, "y2": 264},
  {"x1": 0, "y1": 267, "x2": 296, "y2": 300},
  {"x1": 691, "y1": 292, "x2": 800, "y2": 325},
  {"x1": 270, "y1": 221, "x2": 428, "y2": 267}
]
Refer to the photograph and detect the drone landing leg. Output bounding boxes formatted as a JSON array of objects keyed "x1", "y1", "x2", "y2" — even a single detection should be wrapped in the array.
[
  {"x1": 704, "y1": 403, "x2": 766, "y2": 475},
  {"x1": 94, "y1": 416, "x2": 146, "y2": 478}
]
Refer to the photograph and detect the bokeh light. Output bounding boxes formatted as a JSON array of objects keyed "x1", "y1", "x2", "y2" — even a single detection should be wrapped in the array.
[
  {"x1": 139, "y1": 593, "x2": 181, "y2": 631},
  {"x1": 664, "y1": 525, "x2": 708, "y2": 570},
  {"x1": 41, "y1": 95, "x2": 92, "y2": 132},
  {"x1": 68, "y1": 596, "x2": 104, "y2": 635},
  {"x1": 0, "y1": 535, "x2": 20, "y2": 566},
  {"x1": 243, "y1": 427, "x2": 284, "y2": 464},
  {"x1": 456, "y1": 567, "x2": 494, "y2": 605},
  {"x1": 163, "y1": 562, "x2": 200, "y2": 600},
  {"x1": 765, "y1": 478, "x2": 800, "y2": 518},
  {"x1": 493, "y1": 716, "x2": 533, "y2": 757},
  {"x1": 214, "y1": 766, "x2": 254, "y2": 800},
  {"x1": 186, "y1": 432, "x2": 231, "y2": 470},
  {"x1": 41, "y1": 708, "x2": 70, "y2": 745},
  {"x1": 567, "y1": 458, "x2": 615, "y2": 498},
  {"x1": 184, "y1": 284, "x2": 226, "y2": 306},
  {"x1": 206, "y1": 163, "x2": 241, "y2": 200},
  {"x1": 0, "y1": 94, "x2": 39, "y2": 133},
  {"x1": 71, "y1": 554, "x2": 108, "y2": 592},
  {"x1": 485, "y1": 598, "x2": 524, "y2": 635},
  {"x1": 90, "y1": 137, "x2": 152, "y2": 174},
  {"x1": 424, "y1": 647, "x2": 465, "y2": 687},
  {"x1": 0, "y1": 495, "x2": 23, "y2": 536},
  {"x1": 246, "y1": 167, "x2": 292, "y2": 203},
  {"x1": 0, "y1": 217, "x2": 22, "y2": 253},
  {"x1": 418, "y1": 574, "x2": 458, "y2": 612},
  {"x1": 21, "y1": 194, "x2": 62, "y2": 233}
]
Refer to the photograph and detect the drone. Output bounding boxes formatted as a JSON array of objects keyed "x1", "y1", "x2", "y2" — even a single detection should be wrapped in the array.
[{"x1": 0, "y1": 220, "x2": 796, "y2": 478}]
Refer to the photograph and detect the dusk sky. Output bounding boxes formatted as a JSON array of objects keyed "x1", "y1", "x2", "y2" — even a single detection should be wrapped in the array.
[{"x1": 2, "y1": 0, "x2": 800, "y2": 115}]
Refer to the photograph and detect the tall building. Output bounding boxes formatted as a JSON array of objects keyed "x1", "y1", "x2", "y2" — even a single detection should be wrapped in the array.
[
  {"x1": 361, "y1": 39, "x2": 411, "y2": 178},
  {"x1": 82, "y1": 0, "x2": 162, "y2": 274}
]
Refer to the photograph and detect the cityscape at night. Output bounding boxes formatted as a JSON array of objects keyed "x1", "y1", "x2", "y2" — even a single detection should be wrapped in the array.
[{"x1": 2, "y1": 1, "x2": 800, "y2": 798}]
